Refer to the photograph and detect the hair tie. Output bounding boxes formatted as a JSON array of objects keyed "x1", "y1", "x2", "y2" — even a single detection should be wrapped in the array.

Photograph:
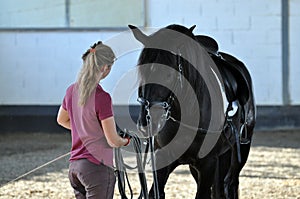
[{"x1": 90, "y1": 48, "x2": 96, "y2": 53}]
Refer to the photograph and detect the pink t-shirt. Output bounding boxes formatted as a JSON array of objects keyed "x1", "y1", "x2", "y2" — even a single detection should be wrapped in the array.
[{"x1": 62, "y1": 83, "x2": 114, "y2": 166}]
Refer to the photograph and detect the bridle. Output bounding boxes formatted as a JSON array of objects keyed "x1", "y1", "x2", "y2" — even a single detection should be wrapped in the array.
[
  {"x1": 137, "y1": 95, "x2": 174, "y2": 126},
  {"x1": 135, "y1": 50, "x2": 183, "y2": 199},
  {"x1": 137, "y1": 50, "x2": 183, "y2": 130},
  {"x1": 137, "y1": 50, "x2": 223, "y2": 135},
  {"x1": 136, "y1": 50, "x2": 237, "y2": 136}
]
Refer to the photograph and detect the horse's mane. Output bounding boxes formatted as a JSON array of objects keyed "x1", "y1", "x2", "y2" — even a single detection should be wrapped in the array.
[
  {"x1": 165, "y1": 24, "x2": 195, "y2": 38},
  {"x1": 138, "y1": 24, "x2": 198, "y2": 81}
]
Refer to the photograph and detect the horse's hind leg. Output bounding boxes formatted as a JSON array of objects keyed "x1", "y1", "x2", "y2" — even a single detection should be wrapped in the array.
[{"x1": 189, "y1": 157, "x2": 217, "y2": 199}]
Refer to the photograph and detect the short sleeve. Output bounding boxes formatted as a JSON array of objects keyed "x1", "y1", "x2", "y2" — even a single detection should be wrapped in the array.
[
  {"x1": 62, "y1": 84, "x2": 74, "y2": 111},
  {"x1": 95, "y1": 87, "x2": 114, "y2": 121}
]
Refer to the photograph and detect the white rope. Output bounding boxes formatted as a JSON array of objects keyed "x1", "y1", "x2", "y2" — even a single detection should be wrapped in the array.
[{"x1": 1, "y1": 152, "x2": 70, "y2": 187}]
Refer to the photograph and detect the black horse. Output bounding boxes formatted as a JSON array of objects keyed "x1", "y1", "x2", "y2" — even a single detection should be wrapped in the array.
[{"x1": 129, "y1": 24, "x2": 255, "y2": 199}]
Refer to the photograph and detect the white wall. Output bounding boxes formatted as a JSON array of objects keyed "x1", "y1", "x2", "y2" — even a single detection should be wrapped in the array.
[
  {"x1": 0, "y1": 31, "x2": 142, "y2": 105},
  {"x1": 0, "y1": 0, "x2": 299, "y2": 106},
  {"x1": 290, "y1": 0, "x2": 300, "y2": 104},
  {"x1": 0, "y1": 0, "x2": 144, "y2": 28},
  {"x1": 147, "y1": 0, "x2": 283, "y2": 105}
]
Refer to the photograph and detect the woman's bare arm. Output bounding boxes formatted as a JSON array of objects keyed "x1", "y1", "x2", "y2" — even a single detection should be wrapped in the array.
[
  {"x1": 101, "y1": 116, "x2": 129, "y2": 147},
  {"x1": 57, "y1": 106, "x2": 71, "y2": 130}
]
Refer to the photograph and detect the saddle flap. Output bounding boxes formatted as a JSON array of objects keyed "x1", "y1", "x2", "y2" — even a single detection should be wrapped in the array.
[
  {"x1": 195, "y1": 35, "x2": 251, "y2": 106},
  {"x1": 219, "y1": 52, "x2": 251, "y2": 105}
]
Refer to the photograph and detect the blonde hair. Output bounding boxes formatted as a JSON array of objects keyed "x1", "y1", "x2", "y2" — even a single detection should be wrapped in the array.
[{"x1": 77, "y1": 41, "x2": 116, "y2": 106}]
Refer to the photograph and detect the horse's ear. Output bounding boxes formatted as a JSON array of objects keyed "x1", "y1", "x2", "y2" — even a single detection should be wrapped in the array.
[
  {"x1": 189, "y1": 25, "x2": 196, "y2": 32},
  {"x1": 128, "y1": 25, "x2": 148, "y2": 45}
]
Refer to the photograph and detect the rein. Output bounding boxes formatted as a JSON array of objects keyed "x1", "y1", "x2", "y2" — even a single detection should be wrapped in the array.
[{"x1": 114, "y1": 132, "x2": 151, "y2": 199}]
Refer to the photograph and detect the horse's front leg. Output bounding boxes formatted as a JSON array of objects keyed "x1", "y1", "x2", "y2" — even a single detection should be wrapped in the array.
[
  {"x1": 211, "y1": 149, "x2": 232, "y2": 199},
  {"x1": 148, "y1": 151, "x2": 179, "y2": 199},
  {"x1": 225, "y1": 142, "x2": 251, "y2": 199},
  {"x1": 224, "y1": 145, "x2": 240, "y2": 199},
  {"x1": 189, "y1": 157, "x2": 217, "y2": 199}
]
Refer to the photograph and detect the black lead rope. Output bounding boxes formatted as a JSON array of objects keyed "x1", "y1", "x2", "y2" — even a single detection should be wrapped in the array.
[
  {"x1": 115, "y1": 132, "x2": 149, "y2": 199},
  {"x1": 115, "y1": 148, "x2": 133, "y2": 199}
]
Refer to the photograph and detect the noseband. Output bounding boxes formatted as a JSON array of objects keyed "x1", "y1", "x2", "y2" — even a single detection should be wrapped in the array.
[{"x1": 137, "y1": 95, "x2": 174, "y2": 126}]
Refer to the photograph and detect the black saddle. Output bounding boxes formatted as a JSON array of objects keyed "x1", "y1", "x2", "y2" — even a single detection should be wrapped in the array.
[
  {"x1": 195, "y1": 35, "x2": 219, "y2": 55},
  {"x1": 195, "y1": 35, "x2": 250, "y2": 105}
]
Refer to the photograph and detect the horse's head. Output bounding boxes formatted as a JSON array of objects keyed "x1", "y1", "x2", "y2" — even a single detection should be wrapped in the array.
[{"x1": 129, "y1": 24, "x2": 197, "y2": 138}]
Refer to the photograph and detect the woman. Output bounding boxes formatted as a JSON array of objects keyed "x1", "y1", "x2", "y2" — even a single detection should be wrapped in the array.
[{"x1": 57, "y1": 41, "x2": 129, "y2": 199}]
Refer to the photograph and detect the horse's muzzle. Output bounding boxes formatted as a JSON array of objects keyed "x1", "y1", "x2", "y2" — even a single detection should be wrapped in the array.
[{"x1": 136, "y1": 122, "x2": 149, "y2": 138}]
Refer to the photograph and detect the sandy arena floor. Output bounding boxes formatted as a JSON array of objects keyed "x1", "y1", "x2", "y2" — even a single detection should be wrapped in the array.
[{"x1": 0, "y1": 130, "x2": 299, "y2": 199}]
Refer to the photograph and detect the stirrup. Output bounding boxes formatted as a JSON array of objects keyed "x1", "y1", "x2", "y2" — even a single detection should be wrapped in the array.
[
  {"x1": 240, "y1": 123, "x2": 250, "y2": 144},
  {"x1": 240, "y1": 137, "x2": 250, "y2": 145}
]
